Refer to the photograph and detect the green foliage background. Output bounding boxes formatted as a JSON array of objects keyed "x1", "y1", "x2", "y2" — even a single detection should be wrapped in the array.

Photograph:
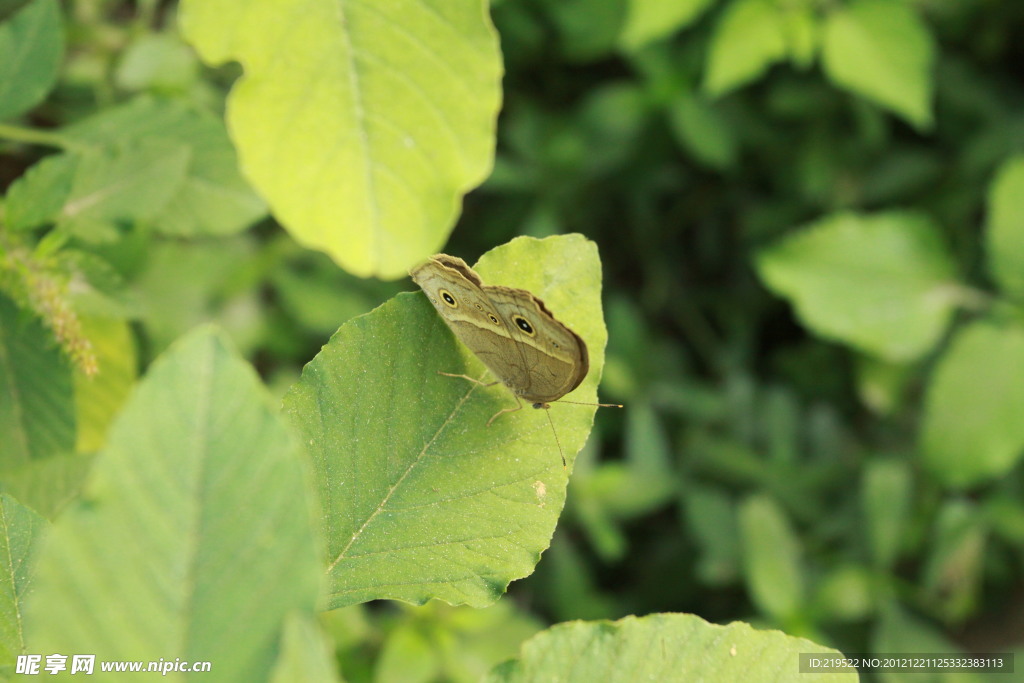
[{"x1": 2, "y1": 0, "x2": 1024, "y2": 680}]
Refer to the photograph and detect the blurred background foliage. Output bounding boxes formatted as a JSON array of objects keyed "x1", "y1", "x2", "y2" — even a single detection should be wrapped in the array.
[{"x1": 2, "y1": 0, "x2": 1024, "y2": 680}]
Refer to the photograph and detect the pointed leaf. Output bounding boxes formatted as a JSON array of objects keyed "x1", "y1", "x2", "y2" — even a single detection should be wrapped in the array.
[
  {"x1": 922, "y1": 320, "x2": 1024, "y2": 488},
  {"x1": 179, "y1": 0, "x2": 502, "y2": 278},
  {"x1": 283, "y1": 235, "x2": 608, "y2": 609},
  {"x1": 739, "y1": 495, "x2": 805, "y2": 621},
  {"x1": 0, "y1": 494, "x2": 47, "y2": 669},
  {"x1": 704, "y1": 0, "x2": 787, "y2": 97},
  {"x1": 756, "y1": 212, "x2": 958, "y2": 361},
  {"x1": 619, "y1": 0, "x2": 714, "y2": 50},
  {"x1": 0, "y1": 0, "x2": 63, "y2": 121},
  {"x1": 485, "y1": 613, "x2": 856, "y2": 682},
  {"x1": 24, "y1": 327, "x2": 321, "y2": 681},
  {"x1": 0, "y1": 294, "x2": 75, "y2": 467},
  {"x1": 822, "y1": 0, "x2": 935, "y2": 130}
]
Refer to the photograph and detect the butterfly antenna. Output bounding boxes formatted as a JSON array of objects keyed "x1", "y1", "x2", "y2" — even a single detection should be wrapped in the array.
[
  {"x1": 543, "y1": 407, "x2": 566, "y2": 469},
  {"x1": 555, "y1": 400, "x2": 624, "y2": 408}
]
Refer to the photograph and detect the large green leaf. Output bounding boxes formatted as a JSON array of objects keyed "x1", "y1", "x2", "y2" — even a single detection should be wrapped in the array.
[
  {"x1": 822, "y1": 0, "x2": 935, "y2": 130},
  {"x1": 0, "y1": 294, "x2": 75, "y2": 467},
  {"x1": 0, "y1": 494, "x2": 47, "y2": 673},
  {"x1": 0, "y1": 0, "x2": 63, "y2": 121},
  {"x1": 704, "y1": 0, "x2": 787, "y2": 97},
  {"x1": 756, "y1": 212, "x2": 959, "y2": 361},
  {"x1": 283, "y1": 235, "x2": 608, "y2": 609},
  {"x1": 921, "y1": 320, "x2": 1024, "y2": 488},
  {"x1": 485, "y1": 613, "x2": 857, "y2": 682},
  {"x1": 986, "y1": 155, "x2": 1024, "y2": 299},
  {"x1": 24, "y1": 327, "x2": 321, "y2": 681},
  {"x1": 179, "y1": 0, "x2": 502, "y2": 279}
]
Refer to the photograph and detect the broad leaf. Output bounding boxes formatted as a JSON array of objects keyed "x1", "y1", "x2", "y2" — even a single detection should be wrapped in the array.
[
  {"x1": 704, "y1": 0, "x2": 787, "y2": 97},
  {"x1": 986, "y1": 155, "x2": 1024, "y2": 299},
  {"x1": 822, "y1": 0, "x2": 935, "y2": 130},
  {"x1": 179, "y1": 0, "x2": 502, "y2": 279},
  {"x1": 0, "y1": 494, "x2": 47, "y2": 671},
  {"x1": 283, "y1": 234, "x2": 608, "y2": 609},
  {"x1": 24, "y1": 328, "x2": 321, "y2": 681},
  {"x1": 485, "y1": 613, "x2": 856, "y2": 682},
  {"x1": 756, "y1": 212, "x2": 958, "y2": 361},
  {"x1": 0, "y1": 0, "x2": 63, "y2": 121},
  {"x1": 922, "y1": 320, "x2": 1024, "y2": 488},
  {"x1": 0, "y1": 294, "x2": 75, "y2": 467}
]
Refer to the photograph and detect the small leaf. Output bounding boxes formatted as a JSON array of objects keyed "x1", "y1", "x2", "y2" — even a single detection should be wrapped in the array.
[
  {"x1": 0, "y1": 0, "x2": 63, "y2": 121},
  {"x1": 24, "y1": 327, "x2": 321, "y2": 681},
  {"x1": 704, "y1": 0, "x2": 787, "y2": 97},
  {"x1": 485, "y1": 613, "x2": 856, "y2": 682},
  {"x1": 283, "y1": 235, "x2": 608, "y2": 609},
  {"x1": 738, "y1": 495, "x2": 805, "y2": 621},
  {"x1": 921, "y1": 320, "x2": 1024, "y2": 488},
  {"x1": 757, "y1": 212, "x2": 959, "y2": 361},
  {"x1": 179, "y1": 0, "x2": 502, "y2": 278},
  {"x1": 619, "y1": 0, "x2": 714, "y2": 51},
  {"x1": 822, "y1": 0, "x2": 935, "y2": 130},
  {"x1": 0, "y1": 294, "x2": 75, "y2": 466},
  {"x1": 3, "y1": 153, "x2": 77, "y2": 232},
  {"x1": 986, "y1": 155, "x2": 1024, "y2": 299},
  {"x1": 0, "y1": 494, "x2": 47, "y2": 667},
  {"x1": 667, "y1": 90, "x2": 738, "y2": 170},
  {"x1": 861, "y1": 459, "x2": 912, "y2": 569}
]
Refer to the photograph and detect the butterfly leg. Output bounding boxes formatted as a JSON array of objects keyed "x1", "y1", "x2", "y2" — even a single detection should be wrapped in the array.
[
  {"x1": 486, "y1": 395, "x2": 523, "y2": 427},
  {"x1": 437, "y1": 371, "x2": 500, "y2": 388}
]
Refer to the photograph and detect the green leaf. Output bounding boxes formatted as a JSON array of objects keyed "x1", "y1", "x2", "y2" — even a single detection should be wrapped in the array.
[
  {"x1": 619, "y1": 0, "x2": 714, "y2": 51},
  {"x1": 548, "y1": 0, "x2": 627, "y2": 62},
  {"x1": 756, "y1": 212, "x2": 959, "y2": 361},
  {"x1": 738, "y1": 494, "x2": 805, "y2": 621},
  {"x1": 73, "y1": 316, "x2": 136, "y2": 452},
  {"x1": 283, "y1": 235, "x2": 608, "y2": 609},
  {"x1": 3, "y1": 153, "x2": 77, "y2": 232},
  {"x1": 269, "y1": 613, "x2": 342, "y2": 683},
  {"x1": 0, "y1": 453, "x2": 93, "y2": 520},
  {"x1": 0, "y1": 0, "x2": 33, "y2": 23},
  {"x1": 485, "y1": 613, "x2": 856, "y2": 682},
  {"x1": 0, "y1": 294, "x2": 75, "y2": 467},
  {"x1": 24, "y1": 327, "x2": 321, "y2": 680},
  {"x1": 822, "y1": 0, "x2": 935, "y2": 130},
  {"x1": 179, "y1": 0, "x2": 502, "y2": 279},
  {"x1": 986, "y1": 155, "x2": 1024, "y2": 299},
  {"x1": 114, "y1": 33, "x2": 199, "y2": 93},
  {"x1": 861, "y1": 459, "x2": 912, "y2": 569},
  {"x1": 667, "y1": 90, "x2": 738, "y2": 170},
  {"x1": 57, "y1": 139, "x2": 192, "y2": 240},
  {"x1": 0, "y1": 0, "x2": 63, "y2": 121},
  {"x1": 0, "y1": 494, "x2": 47, "y2": 668},
  {"x1": 704, "y1": 0, "x2": 787, "y2": 97},
  {"x1": 921, "y1": 320, "x2": 1024, "y2": 488},
  {"x1": 62, "y1": 97, "x2": 267, "y2": 238}
]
